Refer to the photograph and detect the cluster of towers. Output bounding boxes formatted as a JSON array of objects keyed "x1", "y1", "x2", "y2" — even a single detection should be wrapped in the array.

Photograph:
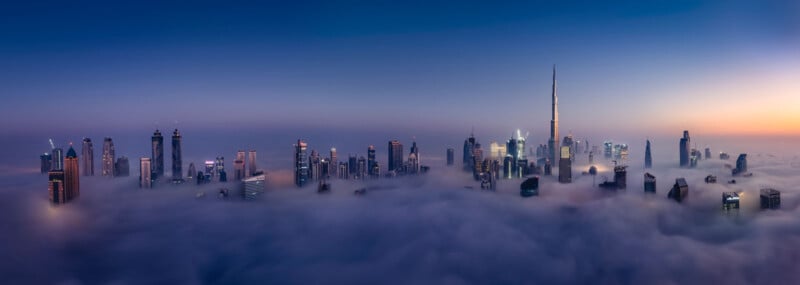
[{"x1": 294, "y1": 139, "x2": 426, "y2": 187}]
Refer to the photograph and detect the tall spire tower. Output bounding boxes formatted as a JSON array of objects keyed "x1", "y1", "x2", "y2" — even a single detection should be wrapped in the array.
[{"x1": 548, "y1": 65, "x2": 560, "y2": 167}]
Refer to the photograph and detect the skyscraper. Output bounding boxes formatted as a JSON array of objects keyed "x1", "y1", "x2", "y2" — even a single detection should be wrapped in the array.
[
  {"x1": 357, "y1": 156, "x2": 367, "y2": 179},
  {"x1": 558, "y1": 146, "x2": 571, "y2": 183},
  {"x1": 732, "y1": 153, "x2": 748, "y2": 176},
  {"x1": 408, "y1": 140, "x2": 420, "y2": 174},
  {"x1": 81, "y1": 138, "x2": 94, "y2": 176},
  {"x1": 234, "y1": 150, "x2": 246, "y2": 181},
  {"x1": 446, "y1": 148, "x2": 454, "y2": 166},
  {"x1": 704, "y1": 147, "x2": 712, "y2": 160},
  {"x1": 644, "y1": 139, "x2": 652, "y2": 169},
  {"x1": 668, "y1": 178, "x2": 689, "y2": 202},
  {"x1": 294, "y1": 140, "x2": 309, "y2": 187},
  {"x1": 64, "y1": 146, "x2": 80, "y2": 201},
  {"x1": 329, "y1": 147, "x2": 338, "y2": 178},
  {"x1": 152, "y1": 130, "x2": 164, "y2": 179},
  {"x1": 388, "y1": 140, "x2": 403, "y2": 172},
  {"x1": 215, "y1": 156, "x2": 225, "y2": 179},
  {"x1": 171, "y1": 129, "x2": 182, "y2": 180},
  {"x1": 367, "y1": 145, "x2": 378, "y2": 178},
  {"x1": 187, "y1": 162, "x2": 196, "y2": 180},
  {"x1": 309, "y1": 150, "x2": 320, "y2": 180},
  {"x1": 548, "y1": 65, "x2": 560, "y2": 168},
  {"x1": 102, "y1": 137, "x2": 115, "y2": 177},
  {"x1": 139, "y1": 157, "x2": 152, "y2": 188},
  {"x1": 115, "y1": 156, "x2": 130, "y2": 177},
  {"x1": 243, "y1": 174, "x2": 266, "y2": 200},
  {"x1": 48, "y1": 170, "x2": 66, "y2": 204},
  {"x1": 40, "y1": 153, "x2": 52, "y2": 174},
  {"x1": 644, "y1": 172, "x2": 656, "y2": 193},
  {"x1": 52, "y1": 147, "x2": 64, "y2": 171},
  {"x1": 679, "y1": 130, "x2": 691, "y2": 168},
  {"x1": 463, "y1": 132, "x2": 476, "y2": 171},
  {"x1": 760, "y1": 188, "x2": 781, "y2": 209},
  {"x1": 247, "y1": 150, "x2": 257, "y2": 177}
]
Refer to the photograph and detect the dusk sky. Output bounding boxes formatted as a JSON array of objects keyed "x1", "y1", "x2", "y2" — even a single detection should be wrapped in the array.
[{"x1": 2, "y1": 0, "x2": 798, "y2": 138}]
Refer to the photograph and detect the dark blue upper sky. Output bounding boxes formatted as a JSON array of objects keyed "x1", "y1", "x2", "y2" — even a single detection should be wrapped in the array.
[{"x1": 1, "y1": 0, "x2": 798, "y2": 138}]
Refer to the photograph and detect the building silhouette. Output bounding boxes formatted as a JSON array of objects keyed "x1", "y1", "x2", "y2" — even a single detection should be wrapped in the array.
[
  {"x1": 151, "y1": 130, "x2": 164, "y2": 179},
  {"x1": 722, "y1": 192, "x2": 740, "y2": 210},
  {"x1": 64, "y1": 146, "x2": 80, "y2": 201},
  {"x1": 705, "y1": 147, "x2": 712, "y2": 160},
  {"x1": 48, "y1": 170, "x2": 66, "y2": 204},
  {"x1": 234, "y1": 150, "x2": 246, "y2": 181},
  {"x1": 102, "y1": 137, "x2": 115, "y2": 177},
  {"x1": 243, "y1": 174, "x2": 266, "y2": 200},
  {"x1": 40, "y1": 153, "x2": 52, "y2": 174},
  {"x1": 446, "y1": 148, "x2": 454, "y2": 166},
  {"x1": 520, "y1": 176, "x2": 539, "y2": 197},
  {"x1": 329, "y1": 147, "x2": 338, "y2": 178},
  {"x1": 367, "y1": 145, "x2": 378, "y2": 178},
  {"x1": 644, "y1": 139, "x2": 652, "y2": 169},
  {"x1": 247, "y1": 150, "x2": 257, "y2": 177},
  {"x1": 548, "y1": 65, "x2": 560, "y2": 168},
  {"x1": 294, "y1": 140, "x2": 309, "y2": 187},
  {"x1": 171, "y1": 129, "x2": 182, "y2": 180},
  {"x1": 644, "y1": 172, "x2": 656, "y2": 193},
  {"x1": 139, "y1": 157, "x2": 152, "y2": 188},
  {"x1": 679, "y1": 130, "x2": 691, "y2": 167},
  {"x1": 732, "y1": 153, "x2": 748, "y2": 176},
  {"x1": 668, "y1": 178, "x2": 689, "y2": 202},
  {"x1": 558, "y1": 145, "x2": 571, "y2": 183},
  {"x1": 388, "y1": 140, "x2": 403, "y2": 172},
  {"x1": 760, "y1": 188, "x2": 781, "y2": 209},
  {"x1": 187, "y1": 162, "x2": 196, "y2": 180},
  {"x1": 81, "y1": 138, "x2": 94, "y2": 176},
  {"x1": 463, "y1": 132, "x2": 476, "y2": 171},
  {"x1": 115, "y1": 156, "x2": 130, "y2": 177}
]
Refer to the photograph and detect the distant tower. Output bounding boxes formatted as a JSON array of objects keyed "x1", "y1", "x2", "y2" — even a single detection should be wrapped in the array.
[
  {"x1": 558, "y1": 146, "x2": 571, "y2": 183},
  {"x1": 247, "y1": 150, "x2": 257, "y2": 177},
  {"x1": 81, "y1": 138, "x2": 94, "y2": 176},
  {"x1": 367, "y1": 145, "x2": 378, "y2": 178},
  {"x1": 679, "y1": 130, "x2": 690, "y2": 167},
  {"x1": 294, "y1": 140, "x2": 309, "y2": 187},
  {"x1": 388, "y1": 140, "x2": 403, "y2": 172},
  {"x1": 139, "y1": 157, "x2": 152, "y2": 188},
  {"x1": 234, "y1": 150, "x2": 246, "y2": 181},
  {"x1": 644, "y1": 139, "x2": 652, "y2": 169},
  {"x1": 101, "y1": 137, "x2": 115, "y2": 177},
  {"x1": 115, "y1": 156, "x2": 130, "y2": 177},
  {"x1": 40, "y1": 153, "x2": 52, "y2": 174},
  {"x1": 668, "y1": 178, "x2": 689, "y2": 202},
  {"x1": 644, "y1": 172, "x2": 656, "y2": 193},
  {"x1": 329, "y1": 147, "x2": 338, "y2": 178},
  {"x1": 152, "y1": 130, "x2": 164, "y2": 179},
  {"x1": 52, "y1": 147, "x2": 64, "y2": 171},
  {"x1": 409, "y1": 140, "x2": 420, "y2": 174},
  {"x1": 548, "y1": 65, "x2": 560, "y2": 168},
  {"x1": 48, "y1": 170, "x2": 66, "y2": 204},
  {"x1": 463, "y1": 132, "x2": 476, "y2": 171},
  {"x1": 63, "y1": 146, "x2": 80, "y2": 201},
  {"x1": 214, "y1": 156, "x2": 225, "y2": 179},
  {"x1": 446, "y1": 148, "x2": 454, "y2": 166},
  {"x1": 187, "y1": 162, "x2": 196, "y2": 179},
  {"x1": 732, "y1": 153, "x2": 748, "y2": 176},
  {"x1": 171, "y1": 129, "x2": 182, "y2": 180}
]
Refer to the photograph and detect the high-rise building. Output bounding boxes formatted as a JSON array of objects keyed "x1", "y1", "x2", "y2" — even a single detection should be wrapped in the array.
[
  {"x1": 357, "y1": 156, "x2": 367, "y2": 179},
  {"x1": 64, "y1": 146, "x2": 80, "y2": 201},
  {"x1": 548, "y1": 65, "x2": 560, "y2": 168},
  {"x1": 520, "y1": 176, "x2": 539, "y2": 197},
  {"x1": 309, "y1": 150, "x2": 320, "y2": 180},
  {"x1": 151, "y1": 130, "x2": 164, "y2": 179},
  {"x1": 214, "y1": 156, "x2": 225, "y2": 179},
  {"x1": 446, "y1": 148, "x2": 454, "y2": 166},
  {"x1": 388, "y1": 140, "x2": 403, "y2": 172},
  {"x1": 644, "y1": 173, "x2": 656, "y2": 193},
  {"x1": 329, "y1": 147, "x2": 338, "y2": 178},
  {"x1": 558, "y1": 146, "x2": 571, "y2": 183},
  {"x1": 115, "y1": 156, "x2": 130, "y2": 177},
  {"x1": 139, "y1": 157, "x2": 152, "y2": 188},
  {"x1": 760, "y1": 188, "x2": 781, "y2": 209},
  {"x1": 187, "y1": 162, "x2": 196, "y2": 180},
  {"x1": 408, "y1": 140, "x2": 420, "y2": 174},
  {"x1": 40, "y1": 153, "x2": 52, "y2": 174},
  {"x1": 102, "y1": 137, "x2": 115, "y2": 177},
  {"x1": 704, "y1": 147, "x2": 712, "y2": 160},
  {"x1": 294, "y1": 140, "x2": 309, "y2": 187},
  {"x1": 204, "y1": 160, "x2": 215, "y2": 179},
  {"x1": 668, "y1": 178, "x2": 689, "y2": 202},
  {"x1": 348, "y1": 155, "x2": 358, "y2": 177},
  {"x1": 463, "y1": 132, "x2": 476, "y2": 172},
  {"x1": 489, "y1": 141, "x2": 507, "y2": 159},
  {"x1": 722, "y1": 192, "x2": 740, "y2": 210},
  {"x1": 599, "y1": 165, "x2": 627, "y2": 190},
  {"x1": 234, "y1": 150, "x2": 246, "y2": 181},
  {"x1": 367, "y1": 145, "x2": 378, "y2": 178},
  {"x1": 247, "y1": 150, "x2": 257, "y2": 177},
  {"x1": 644, "y1": 139, "x2": 652, "y2": 169},
  {"x1": 52, "y1": 147, "x2": 64, "y2": 171},
  {"x1": 679, "y1": 130, "x2": 690, "y2": 167},
  {"x1": 338, "y1": 162, "x2": 349, "y2": 179},
  {"x1": 243, "y1": 174, "x2": 266, "y2": 200},
  {"x1": 171, "y1": 129, "x2": 182, "y2": 180},
  {"x1": 81, "y1": 138, "x2": 94, "y2": 176},
  {"x1": 48, "y1": 170, "x2": 66, "y2": 204},
  {"x1": 603, "y1": 141, "x2": 612, "y2": 159},
  {"x1": 732, "y1": 153, "x2": 748, "y2": 176}
]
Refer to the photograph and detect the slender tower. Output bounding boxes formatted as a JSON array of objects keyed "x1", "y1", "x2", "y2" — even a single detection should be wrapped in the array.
[
  {"x1": 152, "y1": 130, "x2": 164, "y2": 179},
  {"x1": 64, "y1": 145, "x2": 80, "y2": 201},
  {"x1": 548, "y1": 65, "x2": 560, "y2": 167},
  {"x1": 81, "y1": 138, "x2": 94, "y2": 176},
  {"x1": 101, "y1": 138, "x2": 115, "y2": 177},
  {"x1": 644, "y1": 139, "x2": 652, "y2": 169},
  {"x1": 171, "y1": 129, "x2": 182, "y2": 180}
]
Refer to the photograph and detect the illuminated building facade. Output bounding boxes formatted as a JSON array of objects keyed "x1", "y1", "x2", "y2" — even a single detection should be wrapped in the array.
[
  {"x1": 102, "y1": 137, "x2": 115, "y2": 177},
  {"x1": 81, "y1": 138, "x2": 94, "y2": 176}
]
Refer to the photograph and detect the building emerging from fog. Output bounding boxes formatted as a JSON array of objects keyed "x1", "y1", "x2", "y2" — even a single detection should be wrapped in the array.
[
  {"x1": 139, "y1": 157, "x2": 152, "y2": 188},
  {"x1": 679, "y1": 130, "x2": 691, "y2": 168},
  {"x1": 171, "y1": 129, "x2": 182, "y2": 181},
  {"x1": 760, "y1": 188, "x2": 780, "y2": 209},
  {"x1": 599, "y1": 165, "x2": 626, "y2": 190},
  {"x1": 151, "y1": 130, "x2": 164, "y2": 180},
  {"x1": 668, "y1": 178, "x2": 688, "y2": 203},
  {"x1": 234, "y1": 150, "x2": 246, "y2": 181},
  {"x1": 722, "y1": 192, "x2": 740, "y2": 210},
  {"x1": 294, "y1": 140, "x2": 309, "y2": 187},
  {"x1": 388, "y1": 140, "x2": 403, "y2": 173},
  {"x1": 242, "y1": 174, "x2": 266, "y2": 200},
  {"x1": 446, "y1": 148, "x2": 454, "y2": 166},
  {"x1": 463, "y1": 132, "x2": 477, "y2": 172},
  {"x1": 558, "y1": 145, "x2": 571, "y2": 183},
  {"x1": 548, "y1": 65, "x2": 560, "y2": 168},
  {"x1": 115, "y1": 156, "x2": 130, "y2": 177},
  {"x1": 644, "y1": 139, "x2": 652, "y2": 169},
  {"x1": 102, "y1": 137, "x2": 115, "y2": 177},
  {"x1": 644, "y1": 173, "x2": 656, "y2": 193},
  {"x1": 40, "y1": 153, "x2": 52, "y2": 174},
  {"x1": 248, "y1": 150, "x2": 257, "y2": 177},
  {"x1": 520, "y1": 176, "x2": 539, "y2": 197},
  {"x1": 732, "y1": 153, "x2": 748, "y2": 176},
  {"x1": 81, "y1": 138, "x2": 94, "y2": 176},
  {"x1": 64, "y1": 146, "x2": 80, "y2": 201},
  {"x1": 48, "y1": 170, "x2": 66, "y2": 204}
]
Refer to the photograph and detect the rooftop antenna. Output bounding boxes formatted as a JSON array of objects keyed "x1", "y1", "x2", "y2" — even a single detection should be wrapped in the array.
[{"x1": 48, "y1": 138, "x2": 56, "y2": 150}]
